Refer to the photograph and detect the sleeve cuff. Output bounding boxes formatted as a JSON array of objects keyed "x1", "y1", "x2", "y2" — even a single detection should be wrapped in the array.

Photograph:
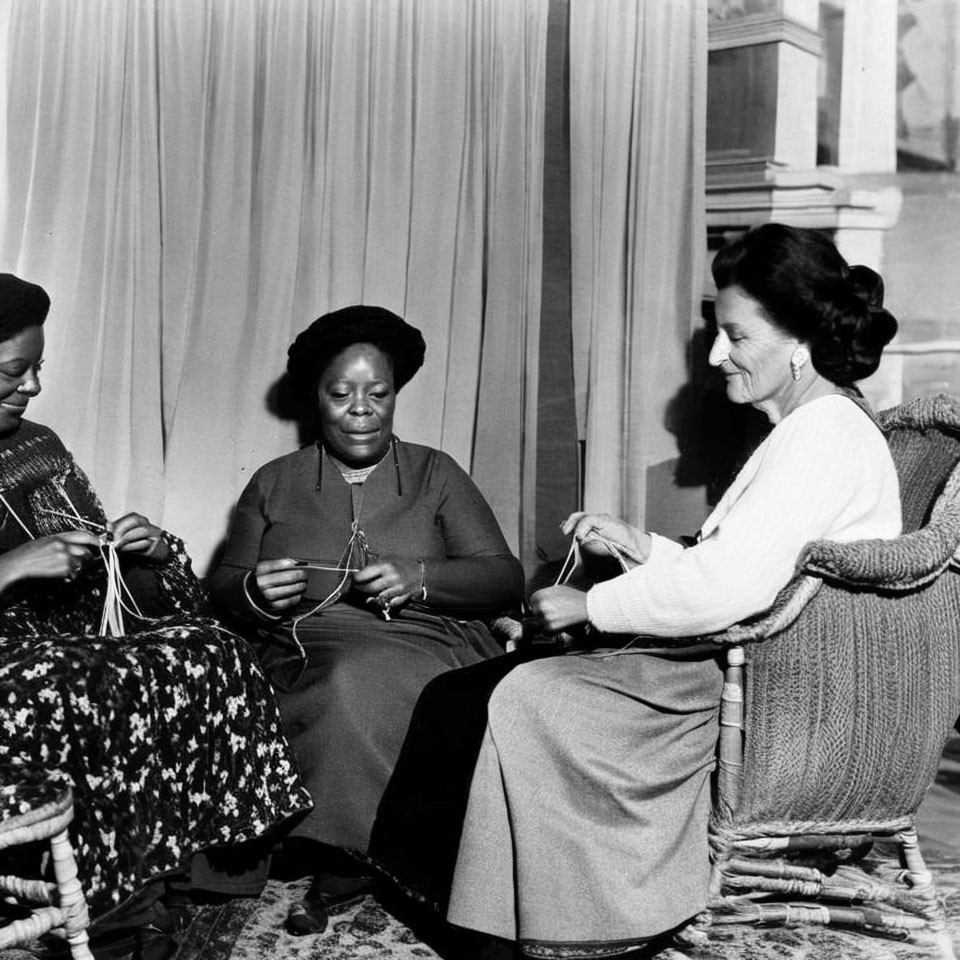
[
  {"x1": 585, "y1": 577, "x2": 627, "y2": 634},
  {"x1": 584, "y1": 534, "x2": 687, "y2": 634}
]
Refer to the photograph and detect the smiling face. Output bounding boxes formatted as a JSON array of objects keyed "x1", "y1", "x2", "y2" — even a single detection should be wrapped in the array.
[
  {"x1": 316, "y1": 342, "x2": 396, "y2": 467},
  {"x1": 0, "y1": 325, "x2": 44, "y2": 436},
  {"x1": 708, "y1": 285, "x2": 801, "y2": 421}
]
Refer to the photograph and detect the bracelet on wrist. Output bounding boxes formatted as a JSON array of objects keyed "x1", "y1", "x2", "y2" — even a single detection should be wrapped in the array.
[{"x1": 417, "y1": 558, "x2": 427, "y2": 601}]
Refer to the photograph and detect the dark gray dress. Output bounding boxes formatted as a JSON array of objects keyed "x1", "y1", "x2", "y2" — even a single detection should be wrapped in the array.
[{"x1": 209, "y1": 439, "x2": 523, "y2": 850}]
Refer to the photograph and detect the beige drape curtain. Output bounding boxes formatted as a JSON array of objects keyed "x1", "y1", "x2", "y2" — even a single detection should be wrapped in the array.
[
  {"x1": 568, "y1": 0, "x2": 706, "y2": 529},
  {"x1": 0, "y1": 1, "x2": 168, "y2": 531},
  {"x1": 0, "y1": 0, "x2": 546, "y2": 570}
]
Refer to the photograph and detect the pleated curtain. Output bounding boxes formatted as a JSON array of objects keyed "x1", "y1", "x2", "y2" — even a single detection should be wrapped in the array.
[
  {"x1": 0, "y1": 0, "x2": 547, "y2": 569},
  {"x1": 569, "y1": 0, "x2": 706, "y2": 529},
  {"x1": 0, "y1": 0, "x2": 706, "y2": 570}
]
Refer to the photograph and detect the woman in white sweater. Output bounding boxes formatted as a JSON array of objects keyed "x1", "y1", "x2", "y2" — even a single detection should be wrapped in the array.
[{"x1": 371, "y1": 224, "x2": 902, "y2": 960}]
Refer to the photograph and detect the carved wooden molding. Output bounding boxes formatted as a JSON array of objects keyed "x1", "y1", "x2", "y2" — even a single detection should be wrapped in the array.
[
  {"x1": 708, "y1": 13, "x2": 823, "y2": 56},
  {"x1": 705, "y1": 178, "x2": 902, "y2": 231}
]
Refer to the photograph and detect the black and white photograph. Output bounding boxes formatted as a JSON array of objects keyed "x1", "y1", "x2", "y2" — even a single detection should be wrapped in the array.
[{"x1": 0, "y1": 1, "x2": 958, "y2": 959}]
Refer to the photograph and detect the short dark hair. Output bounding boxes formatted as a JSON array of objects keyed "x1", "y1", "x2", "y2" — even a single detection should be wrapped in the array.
[
  {"x1": 0, "y1": 274, "x2": 50, "y2": 342},
  {"x1": 711, "y1": 223, "x2": 898, "y2": 385},
  {"x1": 286, "y1": 305, "x2": 426, "y2": 397}
]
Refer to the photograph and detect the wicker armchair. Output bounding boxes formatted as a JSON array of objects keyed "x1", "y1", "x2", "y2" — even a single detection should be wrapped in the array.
[
  {"x1": 692, "y1": 394, "x2": 960, "y2": 958},
  {"x1": 0, "y1": 767, "x2": 93, "y2": 959}
]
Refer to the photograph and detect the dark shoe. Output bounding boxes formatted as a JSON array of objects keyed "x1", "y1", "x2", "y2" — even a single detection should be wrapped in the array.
[
  {"x1": 285, "y1": 896, "x2": 329, "y2": 936},
  {"x1": 284, "y1": 876, "x2": 374, "y2": 936}
]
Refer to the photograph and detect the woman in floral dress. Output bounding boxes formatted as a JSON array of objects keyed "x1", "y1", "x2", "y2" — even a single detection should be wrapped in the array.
[{"x1": 0, "y1": 272, "x2": 311, "y2": 921}]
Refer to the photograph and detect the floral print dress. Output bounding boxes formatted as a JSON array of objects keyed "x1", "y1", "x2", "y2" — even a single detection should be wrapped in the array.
[{"x1": 0, "y1": 420, "x2": 312, "y2": 918}]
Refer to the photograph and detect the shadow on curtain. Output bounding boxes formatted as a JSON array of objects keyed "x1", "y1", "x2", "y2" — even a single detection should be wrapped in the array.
[{"x1": 569, "y1": 0, "x2": 707, "y2": 536}]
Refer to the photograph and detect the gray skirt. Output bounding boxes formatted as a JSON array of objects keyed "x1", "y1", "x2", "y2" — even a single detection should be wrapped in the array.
[{"x1": 447, "y1": 645, "x2": 723, "y2": 955}]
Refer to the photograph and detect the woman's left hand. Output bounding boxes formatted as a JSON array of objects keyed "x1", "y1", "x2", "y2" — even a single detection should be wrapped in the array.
[
  {"x1": 352, "y1": 557, "x2": 421, "y2": 611},
  {"x1": 530, "y1": 585, "x2": 589, "y2": 633},
  {"x1": 107, "y1": 513, "x2": 169, "y2": 563}
]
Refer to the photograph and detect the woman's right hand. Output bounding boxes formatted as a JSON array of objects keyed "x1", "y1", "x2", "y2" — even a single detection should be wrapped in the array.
[
  {"x1": 0, "y1": 530, "x2": 100, "y2": 594},
  {"x1": 251, "y1": 558, "x2": 307, "y2": 612},
  {"x1": 560, "y1": 512, "x2": 651, "y2": 565}
]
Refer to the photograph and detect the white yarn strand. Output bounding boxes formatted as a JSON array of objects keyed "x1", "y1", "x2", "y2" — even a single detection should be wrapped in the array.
[
  {"x1": 38, "y1": 508, "x2": 105, "y2": 533},
  {"x1": 54, "y1": 483, "x2": 90, "y2": 529},
  {"x1": 553, "y1": 533, "x2": 630, "y2": 587},
  {"x1": 0, "y1": 492, "x2": 34, "y2": 539},
  {"x1": 1, "y1": 484, "x2": 147, "y2": 637},
  {"x1": 97, "y1": 541, "x2": 145, "y2": 637},
  {"x1": 553, "y1": 536, "x2": 582, "y2": 587},
  {"x1": 552, "y1": 532, "x2": 644, "y2": 657},
  {"x1": 288, "y1": 520, "x2": 371, "y2": 665},
  {"x1": 53, "y1": 483, "x2": 145, "y2": 637}
]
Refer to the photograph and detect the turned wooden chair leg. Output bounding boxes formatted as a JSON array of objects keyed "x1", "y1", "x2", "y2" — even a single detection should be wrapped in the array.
[
  {"x1": 0, "y1": 779, "x2": 94, "y2": 960},
  {"x1": 896, "y1": 828, "x2": 957, "y2": 960},
  {"x1": 50, "y1": 827, "x2": 94, "y2": 960}
]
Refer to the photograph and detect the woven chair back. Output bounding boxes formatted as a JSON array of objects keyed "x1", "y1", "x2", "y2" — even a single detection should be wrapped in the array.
[
  {"x1": 726, "y1": 395, "x2": 960, "y2": 832},
  {"x1": 885, "y1": 408, "x2": 960, "y2": 532}
]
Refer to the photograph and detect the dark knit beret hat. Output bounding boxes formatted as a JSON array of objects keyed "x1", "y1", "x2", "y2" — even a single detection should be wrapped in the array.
[
  {"x1": 287, "y1": 305, "x2": 426, "y2": 393},
  {"x1": 0, "y1": 273, "x2": 50, "y2": 340}
]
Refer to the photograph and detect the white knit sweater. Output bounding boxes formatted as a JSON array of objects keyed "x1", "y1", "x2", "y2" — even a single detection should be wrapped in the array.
[{"x1": 585, "y1": 394, "x2": 902, "y2": 638}]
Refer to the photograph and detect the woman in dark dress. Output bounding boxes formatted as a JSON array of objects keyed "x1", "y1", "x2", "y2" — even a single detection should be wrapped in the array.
[
  {"x1": 208, "y1": 305, "x2": 524, "y2": 933},
  {"x1": 0, "y1": 273, "x2": 312, "y2": 929}
]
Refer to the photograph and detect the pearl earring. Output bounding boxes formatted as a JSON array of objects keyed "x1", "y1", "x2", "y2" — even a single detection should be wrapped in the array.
[{"x1": 790, "y1": 346, "x2": 810, "y2": 382}]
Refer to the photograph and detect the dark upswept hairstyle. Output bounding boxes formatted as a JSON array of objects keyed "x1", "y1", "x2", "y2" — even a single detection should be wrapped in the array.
[
  {"x1": 286, "y1": 304, "x2": 426, "y2": 397},
  {"x1": 710, "y1": 223, "x2": 898, "y2": 386},
  {"x1": 0, "y1": 274, "x2": 50, "y2": 342}
]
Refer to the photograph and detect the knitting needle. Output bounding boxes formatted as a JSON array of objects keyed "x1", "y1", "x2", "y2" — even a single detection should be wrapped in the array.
[
  {"x1": 38, "y1": 509, "x2": 106, "y2": 532},
  {"x1": 292, "y1": 560, "x2": 361, "y2": 572}
]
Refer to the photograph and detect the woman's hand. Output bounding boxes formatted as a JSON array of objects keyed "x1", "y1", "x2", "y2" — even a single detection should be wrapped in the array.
[
  {"x1": 352, "y1": 557, "x2": 422, "y2": 611},
  {"x1": 530, "y1": 585, "x2": 589, "y2": 633},
  {"x1": 251, "y1": 558, "x2": 307, "y2": 613},
  {"x1": 107, "y1": 513, "x2": 170, "y2": 563},
  {"x1": 0, "y1": 530, "x2": 99, "y2": 593},
  {"x1": 561, "y1": 512, "x2": 651, "y2": 565}
]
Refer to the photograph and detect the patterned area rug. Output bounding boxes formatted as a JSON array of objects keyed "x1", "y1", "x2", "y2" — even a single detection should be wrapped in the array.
[
  {"x1": 4, "y1": 738, "x2": 958, "y2": 960},
  {"x1": 176, "y1": 879, "x2": 443, "y2": 959},
  {"x1": 1, "y1": 859, "x2": 958, "y2": 960},
  {"x1": 170, "y1": 733, "x2": 960, "y2": 959},
  {"x1": 166, "y1": 861, "x2": 960, "y2": 960}
]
